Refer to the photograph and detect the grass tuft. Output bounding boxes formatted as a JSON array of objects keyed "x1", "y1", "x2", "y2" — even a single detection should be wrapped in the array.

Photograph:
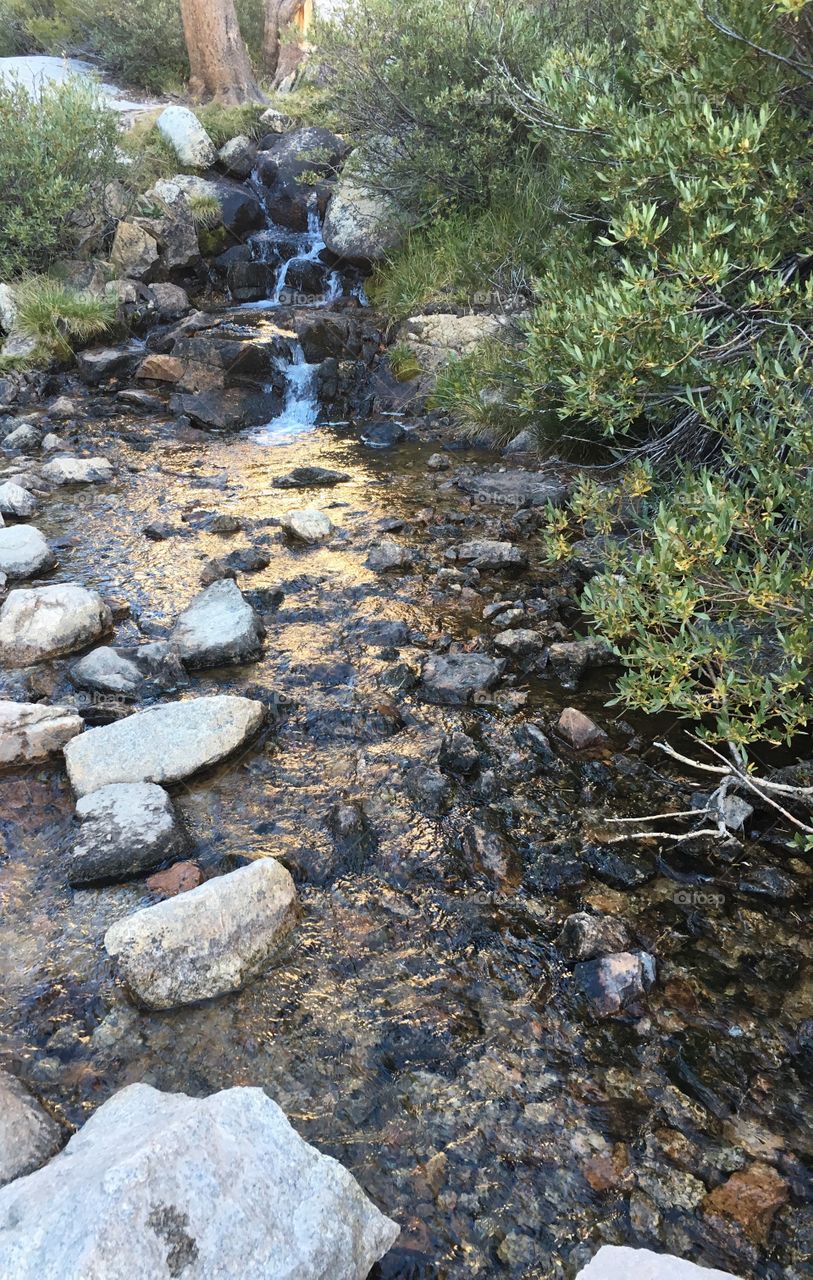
[{"x1": 14, "y1": 276, "x2": 118, "y2": 361}]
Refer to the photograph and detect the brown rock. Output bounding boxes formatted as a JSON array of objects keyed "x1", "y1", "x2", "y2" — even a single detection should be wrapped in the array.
[
  {"x1": 557, "y1": 706, "x2": 608, "y2": 750},
  {"x1": 145, "y1": 860, "x2": 203, "y2": 897},
  {"x1": 582, "y1": 1143, "x2": 629, "y2": 1192},
  {"x1": 137, "y1": 354, "x2": 185, "y2": 383},
  {"x1": 703, "y1": 1161, "x2": 789, "y2": 1243}
]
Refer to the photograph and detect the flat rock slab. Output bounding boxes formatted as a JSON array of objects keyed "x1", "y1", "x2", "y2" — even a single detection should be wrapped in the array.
[
  {"x1": 64, "y1": 695, "x2": 265, "y2": 797},
  {"x1": 69, "y1": 782, "x2": 186, "y2": 886},
  {"x1": 171, "y1": 579, "x2": 265, "y2": 669},
  {"x1": 104, "y1": 858, "x2": 297, "y2": 1009},
  {"x1": 0, "y1": 480, "x2": 37, "y2": 517},
  {"x1": 420, "y1": 653, "x2": 503, "y2": 705},
  {"x1": 0, "y1": 1071, "x2": 63, "y2": 1186},
  {"x1": 42, "y1": 456, "x2": 113, "y2": 485},
  {"x1": 0, "y1": 583, "x2": 112, "y2": 666},
  {"x1": 272, "y1": 466, "x2": 350, "y2": 489},
  {"x1": 0, "y1": 702, "x2": 83, "y2": 767},
  {"x1": 0, "y1": 525, "x2": 55, "y2": 579},
  {"x1": 455, "y1": 470, "x2": 567, "y2": 507},
  {"x1": 0, "y1": 1083, "x2": 398, "y2": 1279},
  {"x1": 446, "y1": 540, "x2": 527, "y2": 570},
  {"x1": 575, "y1": 1246, "x2": 741, "y2": 1279}
]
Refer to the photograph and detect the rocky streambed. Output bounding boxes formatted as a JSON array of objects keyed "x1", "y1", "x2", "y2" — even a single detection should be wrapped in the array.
[{"x1": 0, "y1": 294, "x2": 811, "y2": 1274}]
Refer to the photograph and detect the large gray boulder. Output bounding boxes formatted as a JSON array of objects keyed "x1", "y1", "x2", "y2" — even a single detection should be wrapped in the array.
[
  {"x1": 170, "y1": 579, "x2": 265, "y2": 669},
  {"x1": 0, "y1": 526, "x2": 55, "y2": 579},
  {"x1": 64, "y1": 695, "x2": 265, "y2": 796},
  {"x1": 104, "y1": 858, "x2": 297, "y2": 1008},
  {"x1": 0, "y1": 1071, "x2": 63, "y2": 1187},
  {"x1": 156, "y1": 105, "x2": 216, "y2": 168},
  {"x1": 42, "y1": 456, "x2": 113, "y2": 486},
  {"x1": 0, "y1": 584, "x2": 112, "y2": 666},
  {"x1": 0, "y1": 701, "x2": 83, "y2": 767},
  {"x1": 420, "y1": 652, "x2": 503, "y2": 705},
  {"x1": 323, "y1": 175, "x2": 408, "y2": 263},
  {"x1": 575, "y1": 1246, "x2": 740, "y2": 1279},
  {"x1": 69, "y1": 782, "x2": 187, "y2": 886},
  {"x1": 0, "y1": 1082, "x2": 399, "y2": 1279}
]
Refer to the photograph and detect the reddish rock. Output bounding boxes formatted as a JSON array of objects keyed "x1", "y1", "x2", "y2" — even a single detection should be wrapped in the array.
[
  {"x1": 557, "y1": 706, "x2": 608, "y2": 750},
  {"x1": 703, "y1": 1161, "x2": 789, "y2": 1243},
  {"x1": 137, "y1": 354, "x2": 185, "y2": 383},
  {"x1": 145, "y1": 860, "x2": 203, "y2": 897},
  {"x1": 582, "y1": 1143, "x2": 629, "y2": 1193}
]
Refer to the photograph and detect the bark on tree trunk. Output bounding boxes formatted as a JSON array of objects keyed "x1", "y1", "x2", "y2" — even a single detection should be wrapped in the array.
[
  {"x1": 263, "y1": 0, "x2": 303, "y2": 78},
  {"x1": 180, "y1": 0, "x2": 265, "y2": 104}
]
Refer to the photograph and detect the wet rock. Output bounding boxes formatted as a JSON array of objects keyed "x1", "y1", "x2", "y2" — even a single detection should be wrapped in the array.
[
  {"x1": 146, "y1": 859, "x2": 203, "y2": 896},
  {"x1": 69, "y1": 647, "x2": 144, "y2": 698},
  {"x1": 117, "y1": 389, "x2": 165, "y2": 412},
  {"x1": 42, "y1": 455, "x2": 113, "y2": 485},
  {"x1": 0, "y1": 583, "x2": 112, "y2": 666},
  {"x1": 75, "y1": 343, "x2": 142, "y2": 385},
  {"x1": 557, "y1": 911, "x2": 633, "y2": 961},
  {"x1": 548, "y1": 638, "x2": 615, "y2": 689},
  {"x1": 455, "y1": 470, "x2": 566, "y2": 508},
  {"x1": 427, "y1": 453, "x2": 451, "y2": 471},
  {"x1": 147, "y1": 282, "x2": 190, "y2": 321},
  {"x1": 0, "y1": 480, "x2": 37, "y2": 517},
  {"x1": 514, "y1": 722, "x2": 558, "y2": 767},
  {"x1": 227, "y1": 260, "x2": 276, "y2": 302},
  {"x1": 408, "y1": 764, "x2": 449, "y2": 813},
  {"x1": 0, "y1": 701, "x2": 83, "y2": 767},
  {"x1": 156, "y1": 104, "x2": 216, "y2": 167},
  {"x1": 0, "y1": 525, "x2": 55, "y2": 579},
  {"x1": 3, "y1": 421, "x2": 41, "y2": 451},
  {"x1": 273, "y1": 465, "x2": 350, "y2": 489},
  {"x1": 557, "y1": 706, "x2": 608, "y2": 750},
  {"x1": 170, "y1": 579, "x2": 265, "y2": 669},
  {"x1": 170, "y1": 387, "x2": 279, "y2": 431},
  {"x1": 575, "y1": 950, "x2": 656, "y2": 1016},
  {"x1": 217, "y1": 134, "x2": 257, "y2": 178},
  {"x1": 69, "y1": 782, "x2": 187, "y2": 886},
  {"x1": 142, "y1": 520, "x2": 174, "y2": 542},
  {"x1": 105, "y1": 858, "x2": 297, "y2": 1009},
  {"x1": 420, "y1": 652, "x2": 503, "y2": 705},
  {"x1": 362, "y1": 421, "x2": 406, "y2": 448},
  {"x1": 574, "y1": 1246, "x2": 740, "y2": 1279},
  {"x1": 446, "y1": 540, "x2": 526, "y2": 570},
  {"x1": 0, "y1": 1070, "x2": 63, "y2": 1187},
  {"x1": 703, "y1": 1162, "x2": 789, "y2": 1244},
  {"x1": 280, "y1": 507, "x2": 334, "y2": 544},
  {"x1": 583, "y1": 843, "x2": 656, "y2": 889},
  {"x1": 438, "y1": 730, "x2": 480, "y2": 776},
  {"x1": 111, "y1": 221, "x2": 160, "y2": 281},
  {"x1": 0, "y1": 1082, "x2": 398, "y2": 1278},
  {"x1": 461, "y1": 822, "x2": 518, "y2": 886},
  {"x1": 366, "y1": 541, "x2": 413, "y2": 572},
  {"x1": 493, "y1": 628, "x2": 546, "y2": 662},
  {"x1": 64, "y1": 694, "x2": 265, "y2": 796}
]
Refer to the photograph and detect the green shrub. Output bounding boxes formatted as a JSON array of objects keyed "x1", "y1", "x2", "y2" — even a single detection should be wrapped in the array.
[
  {"x1": 387, "y1": 343, "x2": 422, "y2": 382},
  {"x1": 525, "y1": 0, "x2": 813, "y2": 750},
  {"x1": 0, "y1": 76, "x2": 120, "y2": 280},
  {"x1": 14, "y1": 275, "x2": 118, "y2": 359}
]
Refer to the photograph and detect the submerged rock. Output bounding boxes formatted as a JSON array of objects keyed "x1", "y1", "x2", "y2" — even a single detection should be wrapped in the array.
[
  {"x1": 0, "y1": 1082, "x2": 399, "y2": 1278},
  {"x1": 575, "y1": 950, "x2": 656, "y2": 1016},
  {"x1": 42, "y1": 456, "x2": 114, "y2": 486},
  {"x1": 0, "y1": 1070, "x2": 63, "y2": 1187},
  {"x1": 64, "y1": 695, "x2": 265, "y2": 796},
  {"x1": 69, "y1": 782, "x2": 187, "y2": 886},
  {"x1": 104, "y1": 858, "x2": 297, "y2": 1009},
  {"x1": 574, "y1": 1246, "x2": 741, "y2": 1279},
  {"x1": 170, "y1": 579, "x2": 265, "y2": 669},
  {"x1": 557, "y1": 911, "x2": 633, "y2": 962},
  {"x1": 0, "y1": 701, "x2": 83, "y2": 767},
  {"x1": 557, "y1": 706, "x2": 608, "y2": 750},
  {"x1": 0, "y1": 525, "x2": 55, "y2": 579},
  {"x1": 703, "y1": 1162, "x2": 789, "y2": 1244},
  {"x1": 420, "y1": 652, "x2": 503, "y2": 705},
  {"x1": 272, "y1": 466, "x2": 350, "y2": 489},
  {"x1": 0, "y1": 583, "x2": 112, "y2": 666}
]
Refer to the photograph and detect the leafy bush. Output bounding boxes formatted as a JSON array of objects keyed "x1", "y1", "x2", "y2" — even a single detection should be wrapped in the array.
[
  {"x1": 14, "y1": 275, "x2": 117, "y2": 359},
  {"x1": 0, "y1": 76, "x2": 120, "y2": 280},
  {"x1": 523, "y1": 0, "x2": 813, "y2": 749}
]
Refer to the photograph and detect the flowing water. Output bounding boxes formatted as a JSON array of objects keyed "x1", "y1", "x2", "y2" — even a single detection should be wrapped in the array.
[{"x1": 0, "y1": 202, "x2": 811, "y2": 1280}]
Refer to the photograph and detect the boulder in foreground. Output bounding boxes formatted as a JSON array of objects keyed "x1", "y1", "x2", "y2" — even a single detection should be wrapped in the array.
[
  {"x1": 0, "y1": 1082, "x2": 399, "y2": 1278},
  {"x1": 575, "y1": 1245, "x2": 740, "y2": 1279},
  {"x1": 104, "y1": 858, "x2": 296, "y2": 1009},
  {"x1": 64, "y1": 694, "x2": 264, "y2": 796},
  {"x1": 0, "y1": 584, "x2": 112, "y2": 666},
  {"x1": 69, "y1": 782, "x2": 186, "y2": 886},
  {"x1": 0, "y1": 1070, "x2": 63, "y2": 1187},
  {"x1": 0, "y1": 702, "x2": 83, "y2": 767}
]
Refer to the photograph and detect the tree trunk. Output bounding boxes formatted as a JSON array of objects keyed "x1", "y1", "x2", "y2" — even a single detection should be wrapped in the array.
[
  {"x1": 180, "y1": 0, "x2": 265, "y2": 104},
  {"x1": 263, "y1": 0, "x2": 304, "y2": 78}
]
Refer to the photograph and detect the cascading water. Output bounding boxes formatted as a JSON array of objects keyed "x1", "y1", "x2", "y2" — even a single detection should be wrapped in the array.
[{"x1": 250, "y1": 341, "x2": 320, "y2": 445}]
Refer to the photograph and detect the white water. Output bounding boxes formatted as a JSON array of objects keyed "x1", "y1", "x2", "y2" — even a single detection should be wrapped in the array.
[
  {"x1": 249, "y1": 342, "x2": 320, "y2": 445},
  {"x1": 240, "y1": 202, "x2": 342, "y2": 312}
]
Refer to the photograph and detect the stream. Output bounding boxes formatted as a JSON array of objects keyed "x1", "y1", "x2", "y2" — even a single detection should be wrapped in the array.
[{"x1": 0, "y1": 195, "x2": 811, "y2": 1280}]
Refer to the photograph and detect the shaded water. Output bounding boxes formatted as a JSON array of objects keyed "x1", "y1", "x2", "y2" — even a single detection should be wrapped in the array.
[{"x1": 0, "y1": 397, "x2": 811, "y2": 1278}]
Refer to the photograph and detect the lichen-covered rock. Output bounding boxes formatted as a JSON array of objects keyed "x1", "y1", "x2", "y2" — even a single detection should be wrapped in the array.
[
  {"x1": 0, "y1": 1082, "x2": 399, "y2": 1278},
  {"x1": 69, "y1": 782, "x2": 186, "y2": 886},
  {"x1": 156, "y1": 105, "x2": 216, "y2": 168},
  {"x1": 0, "y1": 701, "x2": 83, "y2": 767},
  {"x1": 323, "y1": 176, "x2": 408, "y2": 262},
  {"x1": 104, "y1": 858, "x2": 297, "y2": 1008},
  {"x1": 0, "y1": 583, "x2": 112, "y2": 666},
  {"x1": 110, "y1": 221, "x2": 160, "y2": 281}
]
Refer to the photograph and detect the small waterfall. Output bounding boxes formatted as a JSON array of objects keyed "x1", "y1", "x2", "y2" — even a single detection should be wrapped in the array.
[
  {"x1": 239, "y1": 195, "x2": 342, "y2": 312},
  {"x1": 250, "y1": 342, "x2": 320, "y2": 444}
]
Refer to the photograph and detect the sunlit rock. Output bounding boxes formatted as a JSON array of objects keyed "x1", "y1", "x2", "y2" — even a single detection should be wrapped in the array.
[
  {"x1": 279, "y1": 507, "x2": 334, "y2": 543},
  {"x1": 0, "y1": 701, "x2": 83, "y2": 767},
  {"x1": 575, "y1": 1246, "x2": 740, "y2": 1279},
  {"x1": 0, "y1": 583, "x2": 112, "y2": 666},
  {"x1": 156, "y1": 105, "x2": 216, "y2": 168},
  {"x1": 170, "y1": 579, "x2": 265, "y2": 669},
  {"x1": 0, "y1": 526, "x2": 55, "y2": 579},
  {"x1": 69, "y1": 782, "x2": 186, "y2": 886}
]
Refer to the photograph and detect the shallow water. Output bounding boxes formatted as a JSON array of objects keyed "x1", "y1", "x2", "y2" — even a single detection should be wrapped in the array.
[{"x1": 0, "y1": 392, "x2": 812, "y2": 1278}]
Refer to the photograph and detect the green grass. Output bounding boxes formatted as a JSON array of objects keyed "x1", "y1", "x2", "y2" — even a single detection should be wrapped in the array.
[
  {"x1": 186, "y1": 191, "x2": 223, "y2": 228},
  {"x1": 387, "y1": 342, "x2": 422, "y2": 381},
  {"x1": 14, "y1": 276, "x2": 118, "y2": 360},
  {"x1": 120, "y1": 112, "x2": 179, "y2": 187},
  {"x1": 368, "y1": 171, "x2": 553, "y2": 320},
  {"x1": 429, "y1": 339, "x2": 530, "y2": 444},
  {"x1": 193, "y1": 101, "x2": 266, "y2": 147}
]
